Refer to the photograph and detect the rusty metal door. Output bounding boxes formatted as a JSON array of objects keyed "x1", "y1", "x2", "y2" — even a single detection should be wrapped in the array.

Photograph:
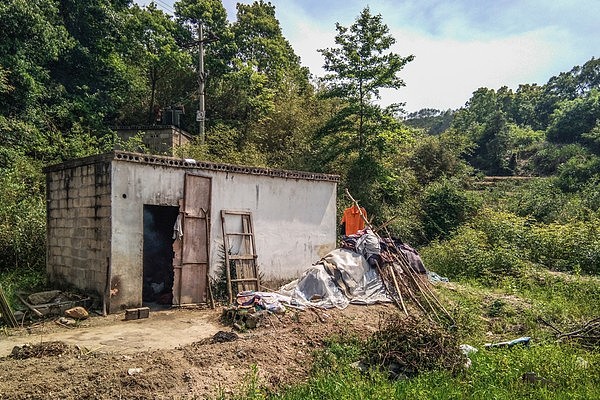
[{"x1": 172, "y1": 174, "x2": 211, "y2": 305}]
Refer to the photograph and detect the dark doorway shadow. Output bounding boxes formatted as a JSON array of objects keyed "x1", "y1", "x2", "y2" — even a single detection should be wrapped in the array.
[{"x1": 143, "y1": 205, "x2": 179, "y2": 309}]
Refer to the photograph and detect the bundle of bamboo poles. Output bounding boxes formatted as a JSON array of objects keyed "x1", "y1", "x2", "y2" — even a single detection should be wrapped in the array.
[{"x1": 345, "y1": 189, "x2": 455, "y2": 326}]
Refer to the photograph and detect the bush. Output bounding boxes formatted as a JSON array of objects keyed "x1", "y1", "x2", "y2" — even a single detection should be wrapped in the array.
[
  {"x1": 557, "y1": 154, "x2": 600, "y2": 192},
  {"x1": 422, "y1": 207, "x2": 600, "y2": 281},
  {"x1": 526, "y1": 142, "x2": 587, "y2": 176},
  {"x1": 0, "y1": 153, "x2": 46, "y2": 274},
  {"x1": 507, "y1": 178, "x2": 569, "y2": 223},
  {"x1": 421, "y1": 209, "x2": 530, "y2": 282},
  {"x1": 528, "y1": 219, "x2": 600, "y2": 274},
  {"x1": 420, "y1": 178, "x2": 479, "y2": 242}
]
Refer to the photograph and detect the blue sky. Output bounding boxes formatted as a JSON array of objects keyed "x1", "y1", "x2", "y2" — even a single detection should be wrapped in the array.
[{"x1": 137, "y1": 0, "x2": 599, "y2": 112}]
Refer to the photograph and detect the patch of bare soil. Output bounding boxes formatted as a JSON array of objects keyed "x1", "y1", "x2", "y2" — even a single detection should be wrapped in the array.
[{"x1": 0, "y1": 304, "x2": 392, "y2": 399}]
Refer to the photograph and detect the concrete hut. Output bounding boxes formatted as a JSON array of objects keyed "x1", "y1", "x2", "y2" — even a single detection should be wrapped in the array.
[{"x1": 44, "y1": 151, "x2": 338, "y2": 313}]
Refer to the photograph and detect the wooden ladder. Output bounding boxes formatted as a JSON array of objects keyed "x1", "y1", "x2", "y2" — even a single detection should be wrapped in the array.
[{"x1": 220, "y1": 210, "x2": 260, "y2": 303}]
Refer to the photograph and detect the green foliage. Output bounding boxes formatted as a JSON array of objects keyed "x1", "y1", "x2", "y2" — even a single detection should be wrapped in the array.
[
  {"x1": 124, "y1": 3, "x2": 192, "y2": 124},
  {"x1": 506, "y1": 178, "x2": 568, "y2": 223},
  {"x1": 408, "y1": 130, "x2": 474, "y2": 185},
  {"x1": 0, "y1": 153, "x2": 46, "y2": 274},
  {"x1": 422, "y1": 205, "x2": 600, "y2": 281},
  {"x1": 528, "y1": 219, "x2": 600, "y2": 274},
  {"x1": 547, "y1": 89, "x2": 600, "y2": 144},
  {"x1": 421, "y1": 208, "x2": 530, "y2": 281},
  {"x1": 421, "y1": 178, "x2": 479, "y2": 241},
  {"x1": 404, "y1": 108, "x2": 454, "y2": 135},
  {"x1": 556, "y1": 153, "x2": 600, "y2": 192},
  {"x1": 318, "y1": 6, "x2": 414, "y2": 156},
  {"x1": 0, "y1": 266, "x2": 46, "y2": 311},
  {"x1": 527, "y1": 142, "x2": 587, "y2": 175}
]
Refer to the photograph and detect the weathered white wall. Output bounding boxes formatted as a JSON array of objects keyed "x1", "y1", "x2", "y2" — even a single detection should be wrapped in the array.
[
  {"x1": 110, "y1": 162, "x2": 183, "y2": 311},
  {"x1": 110, "y1": 158, "x2": 337, "y2": 310}
]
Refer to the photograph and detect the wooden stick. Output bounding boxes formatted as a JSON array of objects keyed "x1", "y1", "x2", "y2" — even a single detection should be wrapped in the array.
[
  {"x1": 373, "y1": 215, "x2": 400, "y2": 233},
  {"x1": 374, "y1": 263, "x2": 403, "y2": 311},
  {"x1": 385, "y1": 262, "x2": 408, "y2": 316},
  {"x1": 0, "y1": 285, "x2": 19, "y2": 328},
  {"x1": 16, "y1": 293, "x2": 43, "y2": 318},
  {"x1": 537, "y1": 317, "x2": 563, "y2": 335}
]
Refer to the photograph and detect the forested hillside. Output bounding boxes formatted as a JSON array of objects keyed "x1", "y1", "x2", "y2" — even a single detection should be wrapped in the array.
[
  {"x1": 1, "y1": 0, "x2": 599, "y2": 285},
  {"x1": 1, "y1": 2, "x2": 599, "y2": 397}
]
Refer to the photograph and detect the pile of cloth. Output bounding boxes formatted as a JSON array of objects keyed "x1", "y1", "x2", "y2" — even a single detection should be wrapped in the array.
[
  {"x1": 279, "y1": 247, "x2": 389, "y2": 309},
  {"x1": 279, "y1": 230, "x2": 428, "y2": 310}
]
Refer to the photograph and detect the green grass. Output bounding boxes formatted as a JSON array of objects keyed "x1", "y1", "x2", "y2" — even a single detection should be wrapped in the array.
[
  {"x1": 0, "y1": 266, "x2": 46, "y2": 316},
  {"x1": 226, "y1": 341, "x2": 599, "y2": 400},
  {"x1": 220, "y1": 271, "x2": 600, "y2": 400}
]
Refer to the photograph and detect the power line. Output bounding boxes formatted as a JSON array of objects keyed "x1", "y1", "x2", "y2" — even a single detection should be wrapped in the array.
[
  {"x1": 155, "y1": 0, "x2": 174, "y2": 13},
  {"x1": 140, "y1": 0, "x2": 174, "y2": 14}
]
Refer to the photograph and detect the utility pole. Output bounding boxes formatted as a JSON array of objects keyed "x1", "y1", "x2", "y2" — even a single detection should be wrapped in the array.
[{"x1": 197, "y1": 22, "x2": 206, "y2": 144}]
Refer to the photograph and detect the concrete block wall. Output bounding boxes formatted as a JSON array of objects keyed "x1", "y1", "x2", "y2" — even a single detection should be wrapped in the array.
[
  {"x1": 116, "y1": 126, "x2": 192, "y2": 156},
  {"x1": 46, "y1": 161, "x2": 112, "y2": 297}
]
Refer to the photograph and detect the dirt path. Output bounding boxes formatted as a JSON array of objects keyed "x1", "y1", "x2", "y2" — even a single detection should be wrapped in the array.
[
  {"x1": 0, "y1": 304, "x2": 389, "y2": 399},
  {"x1": 0, "y1": 308, "x2": 222, "y2": 357}
]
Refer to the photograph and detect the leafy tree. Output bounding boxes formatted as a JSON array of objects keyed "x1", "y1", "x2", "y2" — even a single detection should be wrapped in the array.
[
  {"x1": 421, "y1": 178, "x2": 478, "y2": 241},
  {"x1": 318, "y1": 7, "x2": 414, "y2": 157},
  {"x1": 232, "y1": 0, "x2": 308, "y2": 88},
  {"x1": 0, "y1": 0, "x2": 72, "y2": 118},
  {"x1": 52, "y1": 0, "x2": 136, "y2": 131},
  {"x1": 124, "y1": 3, "x2": 191, "y2": 124},
  {"x1": 172, "y1": 0, "x2": 236, "y2": 134},
  {"x1": 408, "y1": 130, "x2": 473, "y2": 185},
  {"x1": 512, "y1": 83, "x2": 545, "y2": 129},
  {"x1": 404, "y1": 108, "x2": 454, "y2": 135},
  {"x1": 207, "y1": 61, "x2": 275, "y2": 149},
  {"x1": 546, "y1": 89, "x2": 600, "y2": 144},
  {"x1": 175, "y1": 0, "x2": 235, "y2": 79},
  {"x1": 452, "y1": 88, "x2": 514, "y2": 175}
]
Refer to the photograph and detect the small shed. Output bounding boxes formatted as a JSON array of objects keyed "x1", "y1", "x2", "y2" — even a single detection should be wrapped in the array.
[
  {"x1": 44, "y1": 151, "x2": 338, "y2": 313},
  {"x1": 115, "y1": 125, "x2": 193, "y2": 155}
]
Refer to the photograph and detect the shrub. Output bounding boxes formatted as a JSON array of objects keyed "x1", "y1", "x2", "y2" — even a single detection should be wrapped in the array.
[
  {"x1": 557, "y1": 154, "x2": 600, "y2": 192},
  {"x1": 0, "y1": 153, "x2": 46, "y2": 273},
  {"x1": 528, "y1": 219, "x2": 600, "y2": 274},
  {"x1": 420, "y1": 178, "x2": 479, "y2": 242},
  {"x1": 506, "y1": 178, "x2": 568, "y2": 223},
  {"x1": 421, "y1": 209, "x2": 530, "y2": 282}
]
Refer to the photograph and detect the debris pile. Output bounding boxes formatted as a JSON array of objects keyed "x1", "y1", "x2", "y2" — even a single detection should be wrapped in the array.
[
  {"x1": 10, "y1": 341, "x2": 72, "y2": 360},
  {"x1": 222, "y1": 291, "x2": 289, "y2": 331},
  {"x1": 362, "y1": 314, "x2": 466, "y2": 379},
  {"x1": 540, "y1": 317, "x2": 600, "y2": 348},
  {"x1": 16, "y1": 290, "x2": 91, "y2": 320},
  {"x1": 221, "y1": 191, "x2": 454, "y2": 330},
  {"x1": 339, "y1": 190, "x2": 454, "y2": 325}
]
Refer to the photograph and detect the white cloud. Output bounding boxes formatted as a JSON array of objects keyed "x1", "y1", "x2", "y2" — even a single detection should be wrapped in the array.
[{"x1": 383, "y1": 27, "x2": 574, "y2": 112}]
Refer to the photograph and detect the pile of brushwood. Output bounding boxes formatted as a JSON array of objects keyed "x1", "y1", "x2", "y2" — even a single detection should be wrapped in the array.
[
  {"x1": 541, "y1": 317, "x2": 600, "y2": 349},
  {"x1": 362, "y1": 314, "x2": 466, "y2": 379}
]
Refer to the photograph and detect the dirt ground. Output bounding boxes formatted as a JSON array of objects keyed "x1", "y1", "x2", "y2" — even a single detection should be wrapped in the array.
[{"x1": 0, "y1": 304, "x2": 392, "y2": 399}]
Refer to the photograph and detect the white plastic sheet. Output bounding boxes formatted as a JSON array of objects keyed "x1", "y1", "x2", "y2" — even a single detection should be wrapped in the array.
[{"x1": 279, "y1": 248, "x2": 390, "y2": 309}]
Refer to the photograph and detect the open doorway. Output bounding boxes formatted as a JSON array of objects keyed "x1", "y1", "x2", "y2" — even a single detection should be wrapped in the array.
[{"x1": 143, "y1": 205, "x2": 179, "y2": 308}]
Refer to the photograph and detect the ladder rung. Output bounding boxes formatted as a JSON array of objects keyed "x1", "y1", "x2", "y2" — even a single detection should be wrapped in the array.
[
  {"x1": 229, "y1": 255, "x2": 257, "y2": 260},
  {"x1": 223, "y1": 211, "x2": 252, "y2": 216},
  {"x1": 232, "y1": 278, "x2": 259, "y2": 283},
  {"x1": 226, "y1": 232, "x2": 254, "y2": 236}
]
